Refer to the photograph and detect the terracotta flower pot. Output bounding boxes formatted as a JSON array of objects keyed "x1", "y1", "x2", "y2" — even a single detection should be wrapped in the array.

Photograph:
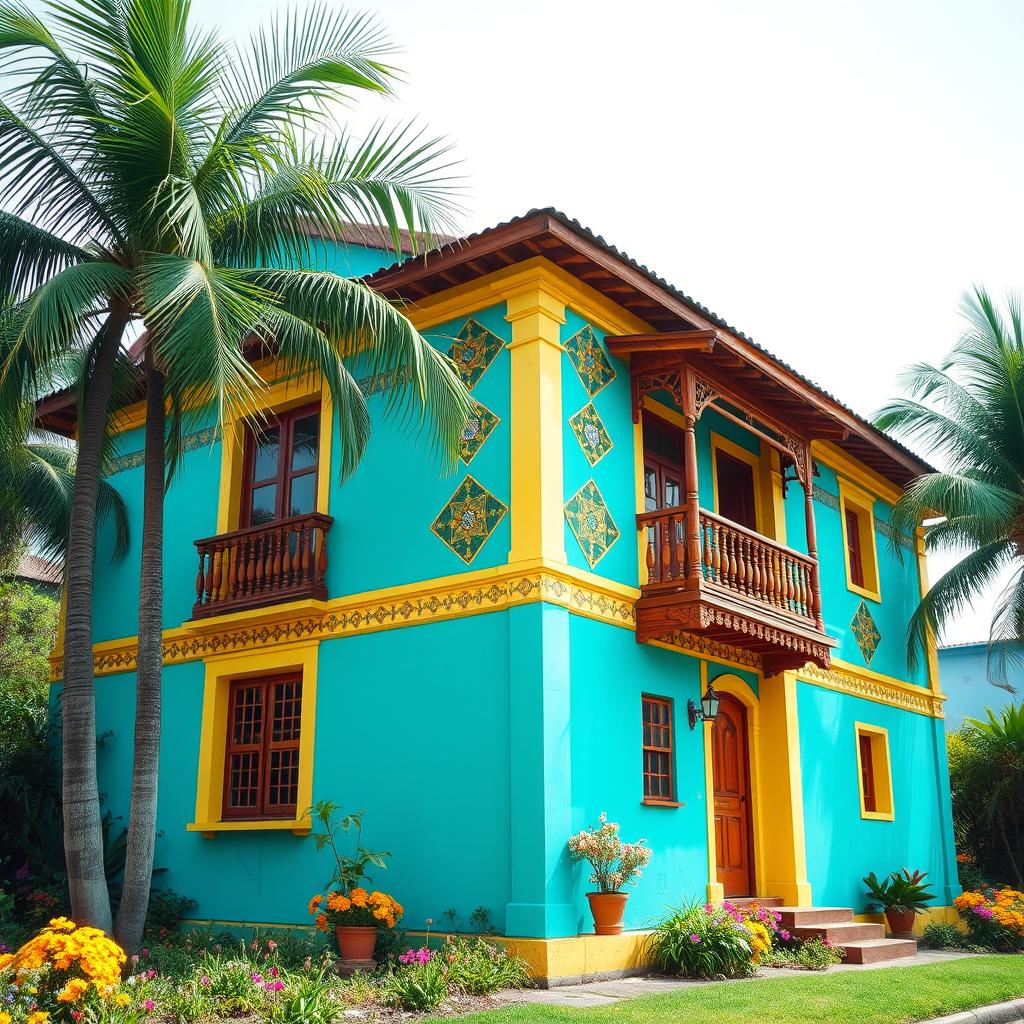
[
  {"x1": 335, "y1": 925, "x2": 378, "y2": 961},
  {"x1": 587, "y1": 892, "x2": 628, "y2": 935},
  {"x1": 884, "y1": 908, "x2": 917, "y2": 938}
]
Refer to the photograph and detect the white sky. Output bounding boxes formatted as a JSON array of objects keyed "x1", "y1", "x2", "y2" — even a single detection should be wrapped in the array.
[{"x1": 193, "y1": 0, "x2": 1024, "y2": 644}]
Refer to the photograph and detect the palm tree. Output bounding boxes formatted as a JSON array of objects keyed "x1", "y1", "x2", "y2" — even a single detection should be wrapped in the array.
[
  {"x1": 0, "y1": 0, "x2": 469, "y2": 941},
  {"x1": 874, "y1": 287, "x2": 1024, "y2": 680}
]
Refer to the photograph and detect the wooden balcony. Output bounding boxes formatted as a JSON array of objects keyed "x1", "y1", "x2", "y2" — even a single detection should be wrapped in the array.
[
  {"x1": 192, "y1": 513, "x2": 332, "y2": 619},
  {"x1": 636, "y1": 505, "x2": 835, "y2": 675}
]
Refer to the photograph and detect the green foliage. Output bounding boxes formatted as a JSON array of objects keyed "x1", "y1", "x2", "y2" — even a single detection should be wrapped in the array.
[
  {"x1": 0, "y1": 576, "x2": 58, "y2": 697},
  {"x1": 143, "y1": 889, "x2": 197, "y2": 937},
  {"x1": 381, "y1": 956, "x2": 448, "y2": 1012},
  {"x1": 647, "y1": 902, "x2": 754, "y2": 979},
  {"x1": 874, "y1": 289, "x2": 1024, "y2": 675},
  {"x1": 948, "y1": 705, "x2": 1024, "y2": 888},
  {"x1": 862, "y1": 868, "x2": 935, "y2": 913},
  {"x1": 921, "y1": 922, "x2": 967, "y2": 950},
  {"x1": 440, "y1": 936, "x2": 532, "y2": 995},
  {"x1": 761, "y1": 935, "x2": 844, "y2": 971},
  {"x1": 310, "y1": 801, "x2": 389, "y2": 891},
  {"x1": 265, "y1": 968, "x2": 339, "y2": 1024}
]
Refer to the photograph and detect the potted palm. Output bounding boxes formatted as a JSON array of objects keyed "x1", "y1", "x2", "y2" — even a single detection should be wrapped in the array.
[
  {"x1": 863, "y1": 868, "x2": 935, "y2": 937},
  {"x1": 568, "y1": 814, "x2": 652, "y2": 935}
]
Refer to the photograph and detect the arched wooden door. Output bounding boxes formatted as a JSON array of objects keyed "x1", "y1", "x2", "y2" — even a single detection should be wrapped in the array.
[{"x1": 712, "y1": 694, "x2": 754, "y2": 896}]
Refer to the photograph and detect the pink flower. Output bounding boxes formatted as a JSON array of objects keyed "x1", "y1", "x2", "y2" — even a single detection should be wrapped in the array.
[
  {"x1": 144, "y1": 1000, "x2": 155, "y2": 1013},
  {"x1": 251, "y1": 973, "x2": 263, "y2": 983},
  {"x1": 689, "y1": 934, "x2": 701, "y2": 943},
  {"x1": 780, "y1": 930, "x2": 791, "y2": 941},
  {"x1": 130, "y1": 955, "x2": 139, "y2": 966},
  {"x1": 145, "y1": 970, "x2": 156, "y2": 980},
  {"x1": 141, "y1": 948, "x2": 150, "y2": 957},
  {"x1": 267, "y1": 939, "x2": 277, "y2": 951},
  {"x1": 201, "y1": 976, "x2": 210, "y2": 987},
  {"x1": 702, "y1": 903, "x2": 713, "y2": 913},
  {"x1": 72, "y1": 1013, "x2": 81, "y2": 1021}
]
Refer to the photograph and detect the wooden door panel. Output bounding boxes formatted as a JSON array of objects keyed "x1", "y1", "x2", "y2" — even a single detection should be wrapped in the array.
[{"x1": 712, "y1": 694, "x2": 754, "y2": 896}]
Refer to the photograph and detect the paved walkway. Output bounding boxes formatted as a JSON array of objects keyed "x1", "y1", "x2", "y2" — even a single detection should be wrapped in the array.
[{"x1": 496, "y1": 950, "x2": 980, "y2": 1008}]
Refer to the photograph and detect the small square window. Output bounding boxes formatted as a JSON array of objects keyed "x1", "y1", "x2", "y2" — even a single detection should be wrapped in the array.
[{"x1": 855, "y1": 723, "x2": 894, "y2": 821}]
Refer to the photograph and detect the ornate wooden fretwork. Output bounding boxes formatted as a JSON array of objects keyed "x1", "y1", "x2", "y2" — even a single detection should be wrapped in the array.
[
  {"x1": 797, "y1": 662, "x2": 944, "y2": 718},
  {"x1": 632, "y1": 370, "x2": 683, "y2": 422}
]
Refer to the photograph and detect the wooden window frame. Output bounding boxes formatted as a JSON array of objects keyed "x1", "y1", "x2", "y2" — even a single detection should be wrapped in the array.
[
  {"x1": 223, "y1": 673, "x2": 303, "y2": 821},
  {"x1": 240, "y1": 401, "x2": 322, "y2": 528},
  {"x1": 642, "y1": 694, "x2": 680, "y2": 806},
  {"x1": 710, "y1": 432, "x2": 765, "y2": 536},
  {"x1": 855, "y1": 722, "x2": 894, "y2": 821},
  {"x1": 838, "y1": 477, "x2": 881, "y2": 602}
]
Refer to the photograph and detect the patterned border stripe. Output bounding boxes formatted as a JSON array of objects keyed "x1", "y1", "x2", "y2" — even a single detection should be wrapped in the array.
[
  {"x1": 568, "y1": 403, "x2": 613, "y2": 466},
  {"x1": 812, "y1": 485, "x2": 840, "y2": 512},
  {"x1": 430, "y1": 475, "x2": 508, "y2": 565},
  {"x1": 564, "y1": 479, "x2": 619, "y2": 568},
  {"x1": 108, "y1": 427, "x2": 217, "y2": 475},
  {"x1": 564, "y1": 325, "x2": 616, "y2": 397},
  {"x1": 877, "y1": 517, "x2": 915, "y2": 551}
]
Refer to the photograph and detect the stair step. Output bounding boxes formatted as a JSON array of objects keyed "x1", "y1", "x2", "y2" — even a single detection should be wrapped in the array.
[
  {"x1": 776, "y1": 906, "x2": 855, "y2": 927},
  {"x1": 726, "y1": 896, "x2": 784, "y2": 908},
  {"x1": 841, "y1": 938, "x2": 918, "y2": 964},
  {"x1": 793, "y1": 922, "x2": 885, "y2": 942}
]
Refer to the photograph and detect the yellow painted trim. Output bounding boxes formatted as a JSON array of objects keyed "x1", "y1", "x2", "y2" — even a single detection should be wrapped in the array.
[
  {"x1": 764, "y1": 447, "x2": 787, "y2": 545},
  {"x1": 401, "y1": 256, "x2": 652, "y2": 339},
  {"x1": 799, "y1": 659, "x2": 945, "y2": 718},
  {"x1": 916, "y1": 527, "x2": 942, "y2": 696},
  {"x1": 854, "y1": 721, "x2": 895, "y2": 821},
  {"x1": 489, "y1": 930, "x2": 653, "y2": 982},
  {"x1": 812, "y1": 440, "x2": 903, "y2": 506},
  {"x1": 710, "y1": 431, "x2": 767, "y2": 536},
  {"x1": 189, "y1": 640, "x2": 318, "y2": 836},
  {"x1": 837, "y1": 476, "x2": 882, "y2": 603},
  {"x1": 641, "y1": 394, "x2": 685, "y2": 429},
  {"x1": 633, "y1": 419, "x2": 648, "y2": 584},
  {"x1": 707, "y1": 670, "x2": 766, "y2": 899},
  {"x1": 505, "y1": 285, "x2": 567, "y2": 564},
  {"x1": 216, "y1": 368, "x2": 333, "y2": 534},
  {"x1": 759, "y1": 671, "x2": 812, "y2": 905}
]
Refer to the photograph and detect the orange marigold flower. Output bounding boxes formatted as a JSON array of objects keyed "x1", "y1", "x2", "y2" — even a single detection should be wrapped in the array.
[
  {"x1": 314, "y1": 913, "x2": 329, "y2": 932},
  {"x1": 58, "y1": 979, "x2": 90, "y2": 1003},
  {"x1": 307, "y1": 895, "x2": 324, "y2": 916},
  {"x1": 326, "y1": 893, "x2": 351, "y2": 913},
  {"x1": 349, "y1": 888, "x2": 369, "y2": 908}
]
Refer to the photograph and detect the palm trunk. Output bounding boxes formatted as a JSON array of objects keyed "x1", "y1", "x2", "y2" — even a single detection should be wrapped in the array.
[
  {"x1": 114, "y1": 352, "x2": 165, "y2": 953},
  {"x1": 62, "y1": 305, "x2": 130, "y2": 931}
]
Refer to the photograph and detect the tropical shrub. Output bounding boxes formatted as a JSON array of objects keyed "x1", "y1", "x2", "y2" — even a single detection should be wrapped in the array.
[
  {"x1": 380, "y1": 951, "x2": 448, "y2": 1012},
  {"x1": 648, "y1": 902, "x2": 755, "y2": 979},
  {"x1": 566, "y1": 814, "x2": 652, "y2": 892},
  {"x1": 0, "y1": 917, "x2": 129, "y2": 1020},
  {"x1": 863, "y1": 868, "x2": 935, "y2": 913},
  {"x1": 948, "y1": 706, "x2": 1024, "y2": 889},
  {"x1": 921, "y1": 921, "x2": 967, "y2": 950},
  {"x1": 761, "y1": 935, "x2": 843, "y2": 970},
  {"x1": 142, "y1": 891, "x2": 196, "y2": 939},
  {"x1": 953, "y1": 887, "x2": 1024, "y2": 951}
]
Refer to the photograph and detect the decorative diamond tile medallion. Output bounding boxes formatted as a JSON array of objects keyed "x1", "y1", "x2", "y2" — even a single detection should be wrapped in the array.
[
  {"x1": 564, "y1": 324, "x2": 616, "y2": 396},
  {"x1": 430, "y1": 475, "x2": 508, "y2": 564},
  {"x1": 564, "y1": 479, "x2": 619, "y2": 568},
  {"x1": 568, "y1": 403, "x2": 613, "y2": 466},
  {"x1": 851, "y1": 600, "x2": 881, "y2": 665},
  {"x1": 459, "y1": 399, "x2": 500, "y2": 464},
  {"x1": 446, "y1": 318, "x2": 504, "y2": 389}
]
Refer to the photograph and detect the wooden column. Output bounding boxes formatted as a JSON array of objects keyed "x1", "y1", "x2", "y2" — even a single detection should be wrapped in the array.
[
  {"x1": 682, "y1": 368, "x2": 702, "y2": 582},
  {"x1": 801, "y1": 442, "x2": 825, "y2": 629}
]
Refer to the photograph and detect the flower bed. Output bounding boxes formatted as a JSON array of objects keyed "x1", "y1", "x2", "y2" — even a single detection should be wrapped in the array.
[{"x1": 951, "y1": 887, "x2": 1024, "y2": 951}]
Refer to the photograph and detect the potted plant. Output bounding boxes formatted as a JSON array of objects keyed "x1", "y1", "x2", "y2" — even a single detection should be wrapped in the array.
[
  {"x1": 308, "y1": 801, "x2": 401, "y2": 961},
  {"x1": 863, "y1": 868, "x2": 935, "y2": 937},
  {"x1": 568, "y1": 813, "x2": 652, "y2": 935}
]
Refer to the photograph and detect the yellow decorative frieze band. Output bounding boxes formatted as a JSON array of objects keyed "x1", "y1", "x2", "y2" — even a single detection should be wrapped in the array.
[{"x1": 52, "y1": 561, "x2": 943, "y2": 717}]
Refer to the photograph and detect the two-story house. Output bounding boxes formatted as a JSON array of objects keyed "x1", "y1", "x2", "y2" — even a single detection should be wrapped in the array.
[{"x1": 42, "y1": 209, "x2": 959, "y2": 983}]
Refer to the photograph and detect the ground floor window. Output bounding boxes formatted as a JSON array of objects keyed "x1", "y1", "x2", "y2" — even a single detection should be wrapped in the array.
[
  {"x1": 855, "y1": 722, "x2": 894, "y2": 820},
  {"x1": 642, "y1": 695, "x2": 675, "y2": 802},
  {"x1": 224, "y1": 675, "x2": 303, "y2": 819}
]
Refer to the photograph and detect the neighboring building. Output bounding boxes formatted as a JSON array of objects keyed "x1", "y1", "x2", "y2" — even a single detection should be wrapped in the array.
[
  {"x1": 15, "y1": 552, "x2": 61, "y2": 598},
  {"x1": 938, "y1": 640, "x2": 1020, "y2": 731},
  {"x1": 41, "y1": 210, "x2": 958, "y2": 981}
]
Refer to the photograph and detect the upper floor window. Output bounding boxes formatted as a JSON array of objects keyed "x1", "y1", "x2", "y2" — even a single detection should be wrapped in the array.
[
  {"x1": 642, "y1": 695, "x2": 675, "y2": 803},
  {"x1": 224, "y1": 674, "x2": 303, "y2": 819},
  {"x1": 643, "y1": 413, "x2": 684, "y2": 512},
  {"x1": 838, "y1": 478, "x2": 880, "y2": 601},
  {"x1": 712, "y1": 434, "x2": 761, "y2": 533},
  {"x1": 242, "y1": 403, "x2": 321, "y2": 527}
]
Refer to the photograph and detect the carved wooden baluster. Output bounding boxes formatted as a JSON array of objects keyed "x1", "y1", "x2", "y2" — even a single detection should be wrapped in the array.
[
  {"x1": 195, "y1": 550, "x2": 207, "y2": 607},
  {"x1": 800, "y1": 564, "x2": 810, "y2": 617},
  {"x1": 209, "y1": 548, "x2": 222, "y2": 605},
  {"x1": 225, "y1": 543, "x2": 237, "y2": 599},
  {"x1": 670, "y1": 514, "x2": 681, "y2": 580},
  {"x1": 301, "y1": 523, "x2": 311, "y2": 584},
  {"x1": 675, "y1": 514, "x2": 687, "y2": 579},
  {"x1": 645, "y1": 528, "x2": 655, "y2": 585},
  {"x1": 805, "y1": 566, "x2": 817, "y2": 621},
  {"x1": 728, "y1": 529, "x2": 739, "y2": 589},
  {"x1": 317, "y1": 524, "x2": 328, "y2": 583},
  {"x1": 751, "y1": 542, "x2": 762, "y2": 600},
  {"x1": 711, "y1": 521, "x2": 721, "y2": 581},
  {"x1": 203, "y1": 548, "x2": 215, "y2": 605},
  {"x1": 269, "y1": 527, "x2": 280, "y2": 590},
  {"x1": 244, "y1": 536, "x2": 256, "y2": 594}
]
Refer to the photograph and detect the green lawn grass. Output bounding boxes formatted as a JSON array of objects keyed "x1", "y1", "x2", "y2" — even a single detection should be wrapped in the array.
[{"x1": 457, "y1": 956, "x2": 1024, "y2": 1024}]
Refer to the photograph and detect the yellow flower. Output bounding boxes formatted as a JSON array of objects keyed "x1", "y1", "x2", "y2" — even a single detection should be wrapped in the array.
[
  {"x1": 115, "y1": 993, "x2": 131, "y2": 1007},
  {"x1": 0, "y1": 1011, "x2": 11, "y2": 1024},
  {"x1": 28, "y1": 1013, "x2": 49, "y2": 1024},
  {"x1": 58, "y1": 978, "x2": 90, "y2": 1003},
  {"x1": 0, "y1": 953, "x2": 13, "y2": 972}
]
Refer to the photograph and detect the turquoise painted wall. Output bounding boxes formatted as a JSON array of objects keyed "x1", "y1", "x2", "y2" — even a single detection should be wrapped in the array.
[
  {"x1": 796, "y1": 681, "x2": 959, "y2": 909},
  {"x1": 938, "y1": 643, "x2": 1020, "y2": 732},
  {"x1": 566, "y1": 615, "x2": 711, "y2": 932},
  {"x1": 85, "y1": 613, "x2": 513, "y2": 931},
  {"x1": 811, "y1": 461, "x2": 926, "y2": 685}
]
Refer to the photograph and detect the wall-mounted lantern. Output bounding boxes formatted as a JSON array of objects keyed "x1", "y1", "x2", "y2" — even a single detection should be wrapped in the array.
[{"x1": 688, "y1": 682, "x2": 722, "y2": 730}]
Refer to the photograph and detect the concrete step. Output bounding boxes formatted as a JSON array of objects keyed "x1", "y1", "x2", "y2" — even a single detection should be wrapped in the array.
[
  {"x1": 726, "y1": 896, "x2": 784, "y2": 908},
  {"x1": 840, "y1": 938, "x2": 918, "y2": 964},
  {"x1": 792, "y1": 921, "x2": 885, "y2": 943},
  {"x1": 776, "y1": 906, "x2": 855, "y2": 927}
]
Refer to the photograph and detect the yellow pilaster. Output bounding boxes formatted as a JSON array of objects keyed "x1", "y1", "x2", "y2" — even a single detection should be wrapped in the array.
[
  {"x1": 505, "y1": 286, "x2": 567, "y2": 564},
  {"x1": 759, "y1": 671, "x2": 813, "y2": 905},
  {"x1": 916, "y1": 527, "x2": 942, "y2": 696}
]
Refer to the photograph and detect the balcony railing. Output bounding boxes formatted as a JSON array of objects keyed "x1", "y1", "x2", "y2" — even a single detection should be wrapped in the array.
[
  {"x1": 637, "y1": 505, "x2": 819, "y2": 628},
  {"x1": 192, "y1": 512, "x2": 332, "y2": 619}
]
